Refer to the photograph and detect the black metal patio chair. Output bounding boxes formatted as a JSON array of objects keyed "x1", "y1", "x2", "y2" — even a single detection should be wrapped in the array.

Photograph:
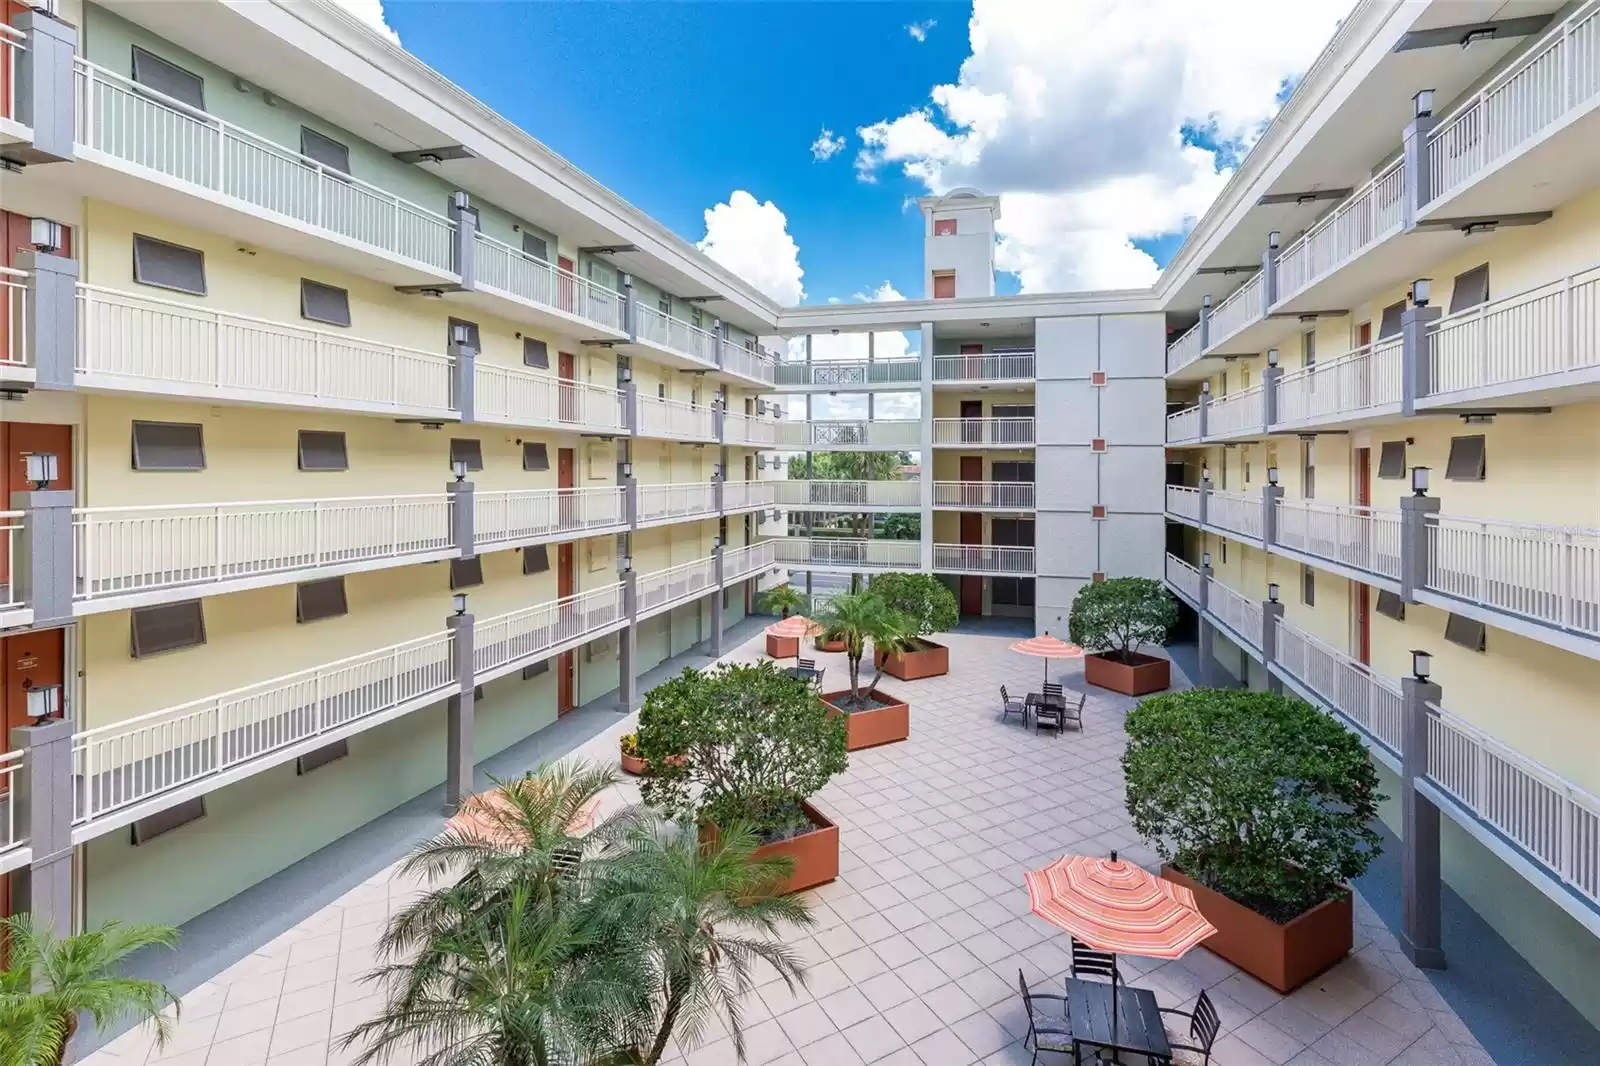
[
  {"x1": 1069, "y1": 937, "x2": 1120, "y2": 984},
  {"x1": 1000, "y1": 685, "x2": 1028, "y2": 725},
  {"x1": 1157, "y1": 990, "x2": 1222, "y2": 1065},
  {"x1": 1016, "y1": 969, "x2": 1082, "y2": 1065}
]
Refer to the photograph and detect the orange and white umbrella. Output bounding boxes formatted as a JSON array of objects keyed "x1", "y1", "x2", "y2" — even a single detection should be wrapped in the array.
[
  {"x1": 1009, "y1": 633, "x2": 1084, "y2": 686},
  {"x1": 446, "y1": 783, "x2": 599, "y2": 849},
  {"x1": 766, "y1": 615, "x2": 821, "y2": 639}
]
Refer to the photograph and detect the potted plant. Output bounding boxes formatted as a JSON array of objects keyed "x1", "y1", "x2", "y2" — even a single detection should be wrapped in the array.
[
  {"x1": 1123, "y1": 690, "x2": 1384, "y2": 992},
  {"x1": 869, "y1": 572, "x2": 958, "y2": 680},
  {"x1": 619, "y1": 732, "x2": 647, "y2": 776},
  {"x1": 636, "y1": 662, "x2": 848, "y2": 894},
  {"x1": 759, "y1": 583, "x2": 807, "y2": 619},
  {"x1": 1068, "y1": 577, "x2": 1179, "y2": 695},
  {"x1": 814, "y1": 591, "x2": 913, "y2": 750}
]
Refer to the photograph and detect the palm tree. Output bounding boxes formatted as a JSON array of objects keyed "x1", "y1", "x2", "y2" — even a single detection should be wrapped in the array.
[
  {"x1": 589, "y1": 820, "x2": 811, "y2": 1065},
  {"x1": 757, "y1": 584, "x2": 806, "y2": 620},
  {"x1": 0, "y1": 916, "x2": 179, "y2": 1066},
  {"x1": 815, "y1": 591, "x2": 912, "y2": 705}
]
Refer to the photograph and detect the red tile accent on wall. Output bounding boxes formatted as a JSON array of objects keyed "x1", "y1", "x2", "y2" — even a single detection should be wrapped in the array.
[
  {"x1": 1091, "y1": 438, "x2": 1106, "y2": 452},
  {"x1": 1092, "y1": 572, "x2": 1106, "y2": 583},
  {"x1": 1091, "y1": 505, "x2": 1107, "y2": 519},
  {"x1": 1090, "y1": 370, "x2": 1108, "y2": 386}
]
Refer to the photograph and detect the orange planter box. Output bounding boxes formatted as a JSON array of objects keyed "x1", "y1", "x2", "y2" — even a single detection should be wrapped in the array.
[
  {"x1": 706, "y1": 802, "x2": 840, "y2": 896},
  {"x1": 1084, "y1": 651, "x2": 1170, "y2": 696},
  {"x1": 766, "y1": 632, "x2": 801, "y2": 659},
  {"x1": 820, "y1": 689, "x2": 910, "y2": 750},
  {"x1": 874, "y1": 640, "x2": 949, "y2": 681},
  {"x1": 815, "y1": 636, "x2": 846, "y2": 653}
]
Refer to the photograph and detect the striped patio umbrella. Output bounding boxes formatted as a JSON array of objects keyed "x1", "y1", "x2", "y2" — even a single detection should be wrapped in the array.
[
  {"x1": 766, "y1": 615, "x2": 822, "y2": 638},
  {"x1": 1009, "y1": 633, "x2": 1084, "y2": 687}
]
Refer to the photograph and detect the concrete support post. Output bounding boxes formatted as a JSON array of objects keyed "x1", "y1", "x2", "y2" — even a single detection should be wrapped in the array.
[
  {"x1": 1198, "y1": 473, "x2": 1211, "y2": 529},
  {"x1": 1399, "y1": 490, "x2": 1441, "y2": 603},
  {"x1": 449, "y1": 326, "x2": 477, "y2": 423},
  {"x1": 618, "y1": 570, "x2": 638, "y2": 712},
  {"x1": 15, "y1": 251, "x2": 77, "y2": 390},
  {"x1": 444, "y1": 611, "x2": 475, "y2": 815},
  {"x1": 712, "y1": 319, "x2": 724, "y2": 370},
  {"x1": 8, "y1": 718, "x2": 74, "y2": 938},
  {"x1": 622, "y1": 380, "x2": 639, "y2": 436},
  {"x1": 448, "y1": 191, "x2": 476, "y2": 290},
  {"x1": 620, "y1": 273, "x2": 637, "y2": 340},
  {"x1": 1262, "y1": 351, "x2": 1282, "y2": 430},
  {"x1": 1262, "y1": 597, "x2": 1285, "y2": 695},
  {"x1": 1197, "y1": 560, "x2": 1214, "y2": 688},
  {"x1": 1261, "y1": 232, "x2": 1280, "y2": 309},
  {"x1": 714, "y1": 395, "x2": 726, "y2": 444},
  {"x1": 1262, "y1": 484, "x2": 1283, "y2": 549},
  {"x1": 1197, "y1": 382, "x2": 1211, "y2": 440},
  {"x1": 1199, "y1": 295, "x2": 1212, "y2": 352},
  {"x1": 711, "y1": 544, "x2": 725, "y2": 657},
  {"x1": 447, "y1": 478, "x2": 476, "y2": 558},
  {"x1": 712, "y1": 473, "x2": 724, "y2": 515},
  {"x1": 9, "y1": 490, "x2": 72, "y2": 627},
  {"x1": 1402, "y1": 90, "x2": 1439, "y2": 233},
  {"x1": 1401, "y1": 667, "x2": 1447, "y2": 969},
  {"x1": 918, "y1": 321, "x2": 935, "y2": 573},
  {"x1": 1400, "y1": 301, "x2": 1442, "y2": 416},
  {"x1": 622, "y1": 478, "x2": 638, "y2": 528},
  {"x1": 15, "y1": 9, "x2": 76, "y2": 164}
]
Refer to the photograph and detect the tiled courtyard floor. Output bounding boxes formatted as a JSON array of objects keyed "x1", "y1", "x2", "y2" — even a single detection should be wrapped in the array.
[{"x1": 88, "y1": 630, "x2": 1495, "y2": 1066}]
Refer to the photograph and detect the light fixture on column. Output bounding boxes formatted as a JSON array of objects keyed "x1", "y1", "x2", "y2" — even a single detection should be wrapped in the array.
[
  {"x1": 1267, "y1": 466, "x2": 1279, "y2": 486},
  {"x1": 620, "y1": 554, "x2": 633, "y2": 572},
  {"x1": 1410, "y1": 278, "x2": 1431, "y2": 307},
  {"x1": 452, "y1": 458, "x2": 469, "y2": 483},
  {"x1": 711, "y1": 536, "x2": 722, "y2": 550},
  {"x1": 25, "y1": 683, "x2": 62, "y2": 725},
  {"x1": 1268, "y1": 583, "x2": 1280, "y2": 604},
  {"x1": 1411, "y1": 466, "x2": 1430, "y2": 496},
  {"x1": 30, "y1": 218, "x2": 64, "y2": 254},
  {"x1": 1413, "y1": 89, "x2": 1434, "y2": 118},
  {"x1": 23, "y1": 452, "x2": 57, "y2": 490},
  {"x1": 453, "y1": 593, "x2": 468, "y2": 617},
  {"x1": 621, "y1": 461, "x2": 633, "y2": 478},
  {"x1": 1202, "y1": 551, "x2": 1212, "y2": 568},
  {"x1": 1201, "y1": 470, "x2": 1211, "y2": 485},
  {"x1": 1268, "y1": 230, "x2": 1280, "y2": 252},
  {"x1": 1267, "y1": 349, "x2": 1278, "y2": 368},
  {"x1": 1200, "y1": 381, "x2": 1210, "y2": 395},
  {"x1": 1411, "y1": 649, "x2": 1432, "y2": 680}
]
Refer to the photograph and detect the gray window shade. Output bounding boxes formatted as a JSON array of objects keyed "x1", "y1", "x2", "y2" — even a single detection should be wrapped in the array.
[
  {"x1": 1302, "y1": 565, "x2": 1316, "y2": 606},
  {"x1": 523, "y1": 338, "x2": 550, "y2": 369},
  {"x1": 296, "y1": 740, "x2": 349, "y2": 775},
  {"x1": 992, "y1": 462, "x2": 1035, "y2": 482},
  {"x1": 131, "y1": 601, "x2": 206, "y2": 657},
  {"x1": 132, "y1": 421, "x2": 205, "y2": 471},
  {"x1": 296, "y1": 577, "x2": 348, "y2": 623},
  {"x1": 1375, "y1": 589, "x2": 1405, "y2": 620},
  {"x1": 1446, "y1": 435, "x2": 1486, "y2": 480},
  {"x1": 523, "y1": 443, "x2": 549, "y2": 471},
  {"x1": 449, "y1": 318, "x2": 481, "y2": 351},
  {"x1": 300, "y1": 126, "x2": 351, "y2": 174},
  {"x1": 450, "y1": 556, "x2": 484, "y2": 590},
  {"x1": 1445, "y1": 613, "x2": 1487, "y2": 652},
  {"x1": 450, "y1": 438, "x2": 483, "y2": 471},
  {"x1": 523, "y1": 544, "x2": 550, "y2": 575},
  {"x1": 131, "y1": 46, "x2": 204, "y2": 109},
  {"x1": 131, "y1": 797, "x2": 205, "y2": 845},
  {"x1": 992, "y1": 404, "x2": 1035, "y2": 418},
  {"x1": 1301, "y1": 439, "x2": 1316, "y2": 499},
  {"x1": 1302, "y1": 329, "x2": 1316, "y2": 367},
  {"x1": 133, "y1": 235, "x2": 207, "y2": 295},
  {"x1": 1378, "y1": 300, "x2": 1406, "y2": 339},
  {"x1": 523, "y1": 659, "x2": 549, "y2": 680},
  {"x1": 522, "y1": 232, "x2": 549, "y2": 260},
  {"x1": 298, "y1": 430, "x2": 348, "y2": 471},
  {"x1": 1377, "y1": 441, "x2": 1406, "y2": 479},
  {"x1": 300, "y1": 280, "x2": 351, "y2": 327},
  {"x1": 1449, "y1": 264, "x2": 1490, "y2": 314}
]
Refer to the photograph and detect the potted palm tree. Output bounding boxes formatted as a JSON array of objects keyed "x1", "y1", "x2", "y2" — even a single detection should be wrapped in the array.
[
  {"x1": 1123, "y1": 690, "x2": 1383, "y2": 992},
  {"x1": 815, "y1": 590, "x2": 913, "y2": 750},
  {"x1": 1069, "y1": 577, "x2": 1179, "y2": 695},
  {"x1": 869, "y1": 572, "x2": 958, "y2": 680},
  {"x1": 759, "y1": 583, "x2": 806, "y2": 619}
]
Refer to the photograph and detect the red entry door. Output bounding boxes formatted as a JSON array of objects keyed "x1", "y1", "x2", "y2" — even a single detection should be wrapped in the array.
[
  {"x1": 557, "y1": 541, "x2": 575, "y2": 714},
  {"x1": 557, "y1": 256, "x2": 577, "y2": 314},
  {"x1": 1354, "y1": 447, "x2": 1372, "y2": 664},
  {"x1": 959, "y1": 512, "x2": 983, "y2": 615},
  {"x1": 2, "y1": 626, "x2": 65, "y2": 922},
  {"x1": 960, "y1": 400, "x2": 983, "y2": 444},
  {"x1": 960, "y1": 454, "x2": 984, "y2": 508},
  {"x1": 557, "y1": 445, "x2": 576, "y2": 530},
  {"x1": 1, "y1": 423, "x2": 74, "y2": 591},
  {"x1": 558, "y1": 351, "x2": 577, "y2": 423},
  {"x1": 960, "y1": 343, "x2": 984, "y2": 380}
]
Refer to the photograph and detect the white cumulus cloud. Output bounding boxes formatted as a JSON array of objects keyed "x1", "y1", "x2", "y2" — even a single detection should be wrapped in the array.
[
  {"x1": 327, "y1": 0, "x2": 401, "y2": 45},
  {"x1": 697, "y1": 191, "x2": 806, "y2": 305},
  {"x1": 810, "y1": 129, "x2": 847, "y2": 162},
  {"x1": 857, "y1": 0, "x2": 1350, "y2": 292},
  {"x1": 907, "y1": 19, "x2": 937, "y2": 42}
]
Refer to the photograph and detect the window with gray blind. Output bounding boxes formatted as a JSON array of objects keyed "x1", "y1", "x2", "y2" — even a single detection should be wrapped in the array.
[
  {"x1": 300, "y1": 280, "x2": 351, "y2": 327},
  {"x1": 296, "y1": 577, "x2": 348, "y2": 623},
  {"x1": 133, "y1": 235, "x2": 207, "y2": 295},
  {"x1": 1377, "y1": 441, "x2": 1406, "y2": 479},
  {"x1": 132, "y1": 421, "x2": 205, "y2": 471},
  {"x1": 1302, "y1": 328, "x2": 1316, "y2": 368},
  {"x1": 1448, "y1": 264, "x2": 1490, "y2": 314},
  {"x1": 1445, "y1": 613, "x2": 1486, "y2": 652},
  {"x1": 658, "y1": 295, "x2": 671, "y2": 315},
  {"x1": 131, "y1": 601, "x2": 206, "y2": 657},
  {"x1": 1446, "y1": 435, "x2": 1486, "y2": 480},
  {"x1": 523, "y1": 659, "x2": 549, "y2": 680},
  {"x1": 522, "y1": 443, "x2": 549, "y2": 471},
  {"x1": 298, "y1": 430, "x2": 348, "y2": 471},
  {"x1": 449, "y1": 318, "x2": 481, "y2": 351},
  {"x1": 131, "y1": 46, "x2": 204, "y2": 109},
  {"x1": 991, "y1": 461, "x2": 1035, "y2": 482},
  {"x1": 131, "y1": 797, "x2": 206, "y2": 845},
  {"x1": 991, "y1": 404, "x2": 1035, "y2": 418},
  {"x1": 296, "y1": 740, "x2": 349, "y2": 775},
  {"x1": 1301, "y1": 565, "x2": 1316, "y2": 606},
  {"x1": 1378, "y1": 299, "x2": 1406, "y2": 339},
  {"x1": 450, "y1": 556, "x2": 484, "y2": 590},
  {"x1": 522, "y1": 232, "x2": 549, "y2": 261},
  {"x1": 1300, "y1": 438, "x2": 1316, "y2": 499},
  {"x1": 523, "y1": 544, "x2": 550, "y2": 575},
  {"x1": 1375, "y1": 589, "x2": 1405, "y2": 620},
  {"x1": 300, "y1": 126, "x2": 351, "y2": 174},
  {"x1": 450, "y1": 438, "x2": 483, "y2": 471},
  {"x1": 523, "y1": 337, "x2": 550, "y2": 369}
]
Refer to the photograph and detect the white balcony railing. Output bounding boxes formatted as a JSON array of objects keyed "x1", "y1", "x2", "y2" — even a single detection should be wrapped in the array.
[
  {"x1": 637, "y1": 555, "x2": 719, "y2": 617},
  {"x1": 473, "y1": 234, "x2": 624, "y2": 333},
  {"x1": 475, "y1": 362, "x2": 626, "y2": 434},
  {"x1": 1205, "y1": 385, "x2": 1265, "y2": 438},
  {"x1": 475, "y1": 487, "x2": 626, "y2": 551},
  {"x1": 1208, "y1": 273, "x2": 1264, "y2": 347},
  {"x1": 1167, "y1": 322, "x2": 1204, "y2": 373},
  {"x1": 636, "y1": 483, "x2": 717, "y2": 524},
  {"x1": 932, "y1": 544, "x2": 1035, "y2": 575},
  {"x1": 0, "y1": 25, "x2": 22, "y2": 127},
  {"x1": 1275, "y1": 159, "x2": 1406, "y2": 303},
  {"x1": 776, "y1": 480, "x2": 920, "y2": 510},
  {"x1": 723, "y1": 540, "x2": 777, "y2": 584},
  {"x1": 1273, "y1": 617, "x2": 1403, "y2": 755},
  {"x1": 723, "y1": 411, "x2": 778, "y2": 447},
  {"x1": 74, "y1": 60, "x2": 455, "y2": 273},
  {"x1": 1276, "y1": 337, "x2": 1404, "y2": 425},
  {"x1": 636, "y1": 394, "x2": 715, "y2": 442},
  {"x1": 931, "y1": 418, "x2": 1035, "y2": 446},
  {"x1": 722, "y1": 481, "x2": 779, "y2": 513},
  {"x1": 1165, "y1": 485, "x2": 1201, "y2": 524},
  {"x1": 774, "y1": 419, "x2": 921, "y2": 450},
  {"x1": 1275, "y1": 500, "x2": 1403, "y2": 581},
  {"x1": 1426, "y1": 515, "x2": 1600, "y2": 637},
  {"x1": 772, "y1": 359, "x2": 922, "y2": 388},
  {"x1": 1164, "y1": 553, "x2": 1201, "y2": 603},
  {"x1": 1206, "y1": 575, "x2": 1262, "y2": 650},
  {"x1": 0, "y1": 748, "x2": 23, "y2": 860},
  {"x1": 73, "y1": 495, "x2": 454, "y2": 603},
  {"x1": 767, "y1": 537, "x2": 920, "y2": 571},
  {"x1": 1426, "y1": 1, "x2": 1600, "y2": 209},
  {"x1": 634, "y1": 306, "x2": 719, "y2": 366},
  {"x1": 1166, "y1": 405, "x2": 1202, "y2": 444},
  {"x1": 720, "y1": 339, "x2": 778, "y2": 385},
  {"x1": 1427, "y1": 263, "x2": 1600, "y2": 398},
  {"x1": 2, "y1": 267, "x2": 26, "y2": 372},
  {"x1": 0, "y1": 512, "x2": 23, "y2": 612},
  {"x1": 1426, "y1": 699, "x2": 1600, "y2": 907},
  {"x1": 77, "y1": 285, "x2": 456, "y2": 414},
  {"x1": 932, "y1": 482, "x2": 1035, "y2": 510},
  {"x1": 932, "y1": 351, "x2": 1035, "y2": 382},
  {"x1": 74, "y1": 630, "x2": 456, "y2": 827},
  {"x1": 475, "y1": 584, "x2": 625, "y2": 680},
  {"x1": 1207, "y1": 489, "x2": 1264, "y2": 541}
]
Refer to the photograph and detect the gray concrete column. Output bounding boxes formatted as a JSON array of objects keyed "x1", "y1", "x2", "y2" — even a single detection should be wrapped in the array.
[
  {"x1": 618, "y1": 570, "x2": 638, "y2": 712},
  {"x1": 1401, "y1": 665, "x2": 1446, "y2": 969},
  {"x1": 1262, "y1": 351, "x2": 1282, "y2": 429},
  {"x1": 1198, "y1": 559, "x2": 1214, "y2": 688},
  {"x1": 448, "y1": 191, "x2": 476, "y2": 290},
  {"x1": 444, "y1": 611, "x2": 476, "y2": 815},
  {"x1": 1400, "y1": 294, "x2": 1442, "y2": 416},
  {"x1": 711, "y1": 544, "x2": 725, "y2": 657},
  {"x1": 449, "y1": 326, "x2": 477, "y2": 423},
  {"x1": 1399, "y1": 486, "x2": 1441, "y2": 603},
  {"x1": 712, "y1": 319, "x2": 724, "y2": 369},
  {"x1": 620, "y1": 273, "x2": 637, "y2": 340},
  {"x1": 447, "y1": 478, "x2": 476, "y2": 558},
  {"x1": 622, "y1": 381, "x2": 639, "y2": 435},
  {"x1": 714, "y1": 394, "x2": 726, "y2": 443},
  {"x1": 15, "y1": 8, "x2": 76, "y2": 164},
  {"x1": 10, "y1": 489, "x2": 73, "y2": 627},
  {"x1": 1199, "y1": 295, "x2": 1212, "y2": 352},
  {"x1": 15, "y1": 251, "x2": 77, "y2": 391},
  {"x1": 1262, "y1": 483, "x2": 1283, "y2": 548},
  {"x1": 1198, "y1": 473, "x2": 1211, "y2": 529},
  {"x1": 918, "y1": 321, "x2": 935, "y2": 573},
  {"x1": 1197, "y1": 382, "x2": 1211, "y2": 440},
  {"x1": 712, "y1": 472, "x2": 724, "y2": 515},
  {"x1": 8, "y1": 717, "x2": 74, "y2": 938},
  {"x1": 1402, "y1": 90, "x2": 1439, "y2": 233},
  {"x1": 1262, "y1": 596, "x2": 1284, "y2": 695},
  {"x1": 1261, "y1": 232, "x2": 1280, "y2": 309}
]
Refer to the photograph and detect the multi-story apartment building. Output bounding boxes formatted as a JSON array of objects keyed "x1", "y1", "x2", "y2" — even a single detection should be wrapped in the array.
[{"x1": 1, "y1": 0, "x2": 1597, "y2": 1035}]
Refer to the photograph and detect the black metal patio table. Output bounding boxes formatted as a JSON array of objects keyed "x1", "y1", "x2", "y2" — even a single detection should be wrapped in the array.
[{"x1": 1064, "y1": 977, "x2": 1172, "y2": 1064}]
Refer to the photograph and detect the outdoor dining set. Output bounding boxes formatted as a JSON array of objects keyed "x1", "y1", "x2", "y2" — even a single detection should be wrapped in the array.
[{"x1": 1001, "y1": 634, "x2": 1089, "y2": 735}]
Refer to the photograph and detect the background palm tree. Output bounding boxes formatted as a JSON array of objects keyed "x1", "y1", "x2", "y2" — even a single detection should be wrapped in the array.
[
  {"x1": 0, "y1": 916, "x2": 179, "y2": 1066},
  {"x1": 757, "y1": 584, "x2": 806, "y2": 619},
  {"x1": 815, "y1": 591, "x2": 912, "y2": 704}
]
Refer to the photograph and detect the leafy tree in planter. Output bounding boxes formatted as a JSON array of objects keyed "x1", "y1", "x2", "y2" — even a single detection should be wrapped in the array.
[
  {"x1": 867, "y1": 572, "x2": 958, "y2": 642},
  {"x1": 1122, "y1": 690, "x2": 1383, "y2": 923},
  {"x1": 636, "y1": 662, "x2": 848, "y2": 841},
  {"x1": 815, "y1": 591, "x2": 913, "y2": 707},
  {"x1": 758, "y1": 583, "x2": 807, "y2": 619},
  {"x1": 1068, "y1": 577, "x2": 1178, "y2": 664}
]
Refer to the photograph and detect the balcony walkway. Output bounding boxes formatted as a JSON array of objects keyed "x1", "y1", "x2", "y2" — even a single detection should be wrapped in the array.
[{"x1": 83, "y1": 628, "x2": 1594, "y2": 1066}]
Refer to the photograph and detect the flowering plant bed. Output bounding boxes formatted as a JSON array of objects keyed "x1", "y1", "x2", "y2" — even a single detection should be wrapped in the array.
[{"x1": 819, "y1": 688, "x2": 910, "y2": 750}]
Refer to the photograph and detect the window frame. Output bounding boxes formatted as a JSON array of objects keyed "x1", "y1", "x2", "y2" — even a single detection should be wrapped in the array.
[
  {"x1": 522, "y1": 337, "x2": 550, "y2": 369},
  {"x1": 295, "y1": 577, "x2": 349, "y2": 624},
  {"x1": 299, "y1": 126, "x2": 352, "y2": 175},
  {"x1": 522, "y1": 442, "x2": 550, "y2": 471},
  {"x1": 1377, "y1": 441, "x2": 1406, "y2": 479},
  {"x1": 931, "y1": 270, "x2": 956, "y2": 299},
  {"x1": 131, "y1": 46, "x2": 205, "y2": 110},
  {"x1": 132, "y1": 234, "x2": 208, "y2": 296},
  {"x1": 933, "y1": 218, "x2": 958, "y2": 237},
  {"x1": 300, "y1": 279, "x2": 352, "y2": 328},
  {"x1": 130, "y1": 600, "x2": 207, "y2": 658},
  {"x1": 449, "y1": 438, "x2": 484, "y2": 472},
  {"x1": 132, "y1": 420, "x2": 206, "y2": 472},
  {"x1": 523, "y1": 544, "x2": 551, "y2": 575},
  {"x1": 1445, "y1": 435, "x2": 1487, "y2": 481},
  {"x1": 1448, "y1": 263, "x2": 1491, "y2": 315},
  {"x1": 450, "y1": 556, "x2": 484, "y2": 590},
  {"x1": 297, "y1": 429, "x2": 349, "y2": 472}
]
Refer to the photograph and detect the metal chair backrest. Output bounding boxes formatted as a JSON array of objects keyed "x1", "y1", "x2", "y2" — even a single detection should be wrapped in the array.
[
  {"x1": 798, "y1": 658, "x2": 816, "y2": 672},
  {"x1": 1043, "y1": 682, "x2": 1064, "y2": 699},
  {"x1": 1191, "y1": 990, "x2": 1221, "y2": 1048},
  {"x1": 1070, "y1": 938, "x2": 1118, "y2": 981},
  {"x1": 1000, "y1": 684, "x2": 1011, "y2": 702}
]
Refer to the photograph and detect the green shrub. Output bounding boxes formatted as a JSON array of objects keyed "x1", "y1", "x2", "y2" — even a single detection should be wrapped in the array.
[
  {"x1": 1122, "y1": 689, "x2": 1383, "y2": 923},
  {"x1": 868, "y1": 572, "x2": 959, "y2": 638},
  {"x1": 758, "y1": 584, "x2": 807, "y2": 619},
  {"x1": 1068, "y1": 577, "x2": 1178, "y2": 662}
]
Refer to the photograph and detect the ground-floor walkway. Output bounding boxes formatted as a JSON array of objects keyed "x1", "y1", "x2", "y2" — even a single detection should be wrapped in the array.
[{"x1": 86, "y1": 624, "x2": 1591, "y2": 1066}]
